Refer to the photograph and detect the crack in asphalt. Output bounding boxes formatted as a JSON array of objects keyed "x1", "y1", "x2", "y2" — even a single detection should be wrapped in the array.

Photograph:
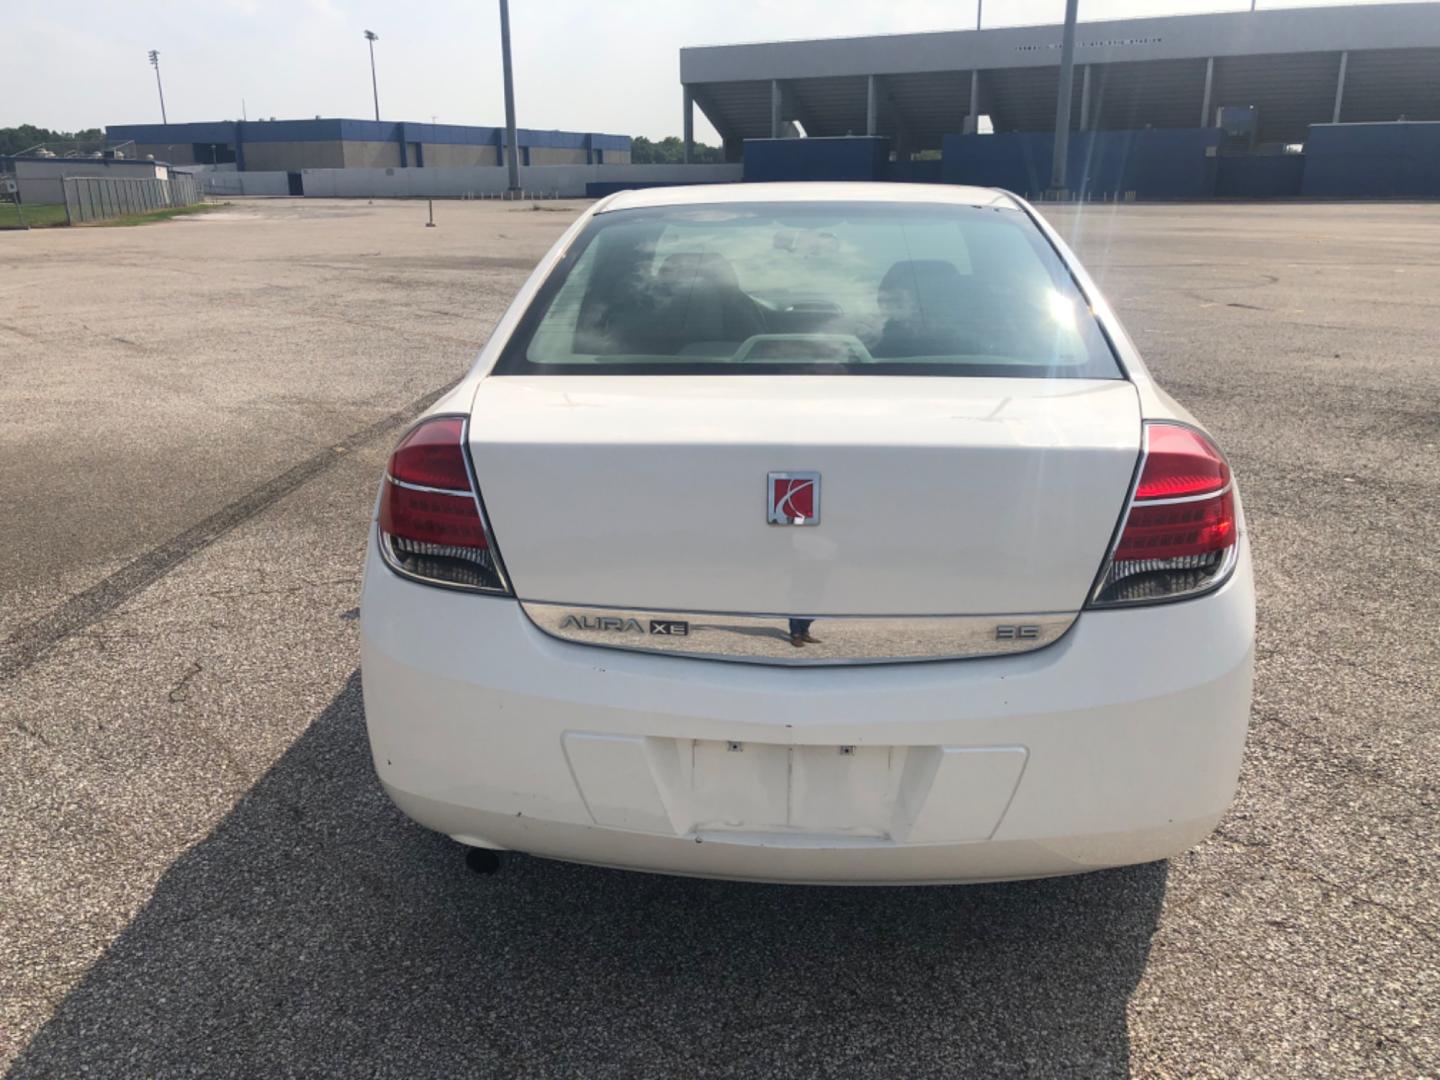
[
  {"x1": 166, "y1": 661, "x2": 204, "y2": 703},
  {"x1": 0, "y1": 384, "x2": 454, "y2": 685}
]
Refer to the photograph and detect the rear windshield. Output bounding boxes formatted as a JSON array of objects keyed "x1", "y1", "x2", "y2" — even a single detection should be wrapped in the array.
[{"x1": 494, "y1": 201, "x2": 1121, "y2": 378}]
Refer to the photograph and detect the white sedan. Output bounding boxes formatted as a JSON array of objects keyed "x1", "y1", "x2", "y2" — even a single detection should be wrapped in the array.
[{"x1": 360, "y1": 183, "x2": 1254, "y2": 885}]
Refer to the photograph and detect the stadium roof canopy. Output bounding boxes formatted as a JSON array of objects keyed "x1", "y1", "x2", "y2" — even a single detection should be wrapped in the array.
[{"x1": 679, "y1": 3, "x2": 1440, "y2": 147}]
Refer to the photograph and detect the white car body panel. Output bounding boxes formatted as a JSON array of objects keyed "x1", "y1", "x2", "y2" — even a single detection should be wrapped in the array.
[
  {"x1": 360, "y1": 536, "x2": 1254, "y2": 884},
  {"x1": 360, "y1": 183, "x2": 1255, "y2": 884},
  {"x1": 471, "y1": 375, "x2": 1139, "y2": 615}
]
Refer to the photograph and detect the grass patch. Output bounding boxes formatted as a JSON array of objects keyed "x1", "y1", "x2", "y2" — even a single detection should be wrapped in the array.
[
  {"x1": 91, "y1": 202, "x2": 228, "y2": 227},
  {"x1": 0, "y1": 201, "x2": 227, "y2": 229},
  {"x1": 0, "y1": 203, "x2": 70, "y2": 228}
]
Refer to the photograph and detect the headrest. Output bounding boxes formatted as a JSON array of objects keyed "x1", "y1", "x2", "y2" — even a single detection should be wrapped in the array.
[
  {"x1": 657, "y1": 252, "x2": 742, "y2": 291},
  {"x1": 878, "y1": 260, "x2": 964, "y2": 318}
]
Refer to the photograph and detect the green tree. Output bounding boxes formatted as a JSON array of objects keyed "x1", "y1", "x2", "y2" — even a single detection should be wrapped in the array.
[
  {"x1": 0, "y1": 125, "x2": 105, "y2": 157},
  {"x1": 631, "y1": 135, "x2": 725, "y2": 164}
]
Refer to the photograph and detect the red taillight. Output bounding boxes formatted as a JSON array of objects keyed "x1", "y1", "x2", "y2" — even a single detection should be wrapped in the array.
[
  {"x1": 1133, "y1": 423, "x2": 1231, "y2": 500},
  {"x1": 1090, "y1": 423, "x2": 1238, "y2": 606},
  {"x1": 1112, "y1": 490, "x2": 1235, "y2": 562},
  {"x1": 377, "y1": 415, "x2": 510, "y2": 593},
  {"x1": 379, "y1": 487, "x2": 490, "y2": 549},
  {"x1": 388, "y1": 416, "x2": 473, "y2": 491}
]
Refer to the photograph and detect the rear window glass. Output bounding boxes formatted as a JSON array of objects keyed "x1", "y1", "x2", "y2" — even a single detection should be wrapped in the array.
[{"x1": 495, "y1": 201, "x2": 1121, "y2": 379}]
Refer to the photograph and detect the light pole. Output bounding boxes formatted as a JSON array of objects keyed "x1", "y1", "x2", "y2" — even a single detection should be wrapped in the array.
[
  {"x1": 148, "y1": 50, "x2": 168, "y2": 125},
  {"x1": 1050, "y1": 0, "x2": 1080, "y2": 193},
  {"x1": 498, "y1": 0, "x2": 521, "y2": 194},
  {"x1": 363, "y1": 30, "x2": 381, "y2": 121}
]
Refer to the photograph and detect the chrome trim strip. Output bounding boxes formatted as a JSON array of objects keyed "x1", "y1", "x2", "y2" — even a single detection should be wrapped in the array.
[
  {"x1": 520, "y1": 602, "x2": 1077, "y2": 666},
  {"x1": 386, "y1": 474, "x2": 472, "y2": 497},
  {"x1": 461, "y1": 413, "x2": 513, "y2": 595},
  {"x1": 1135, "y1": 481, "x2": 1233, "y2": 507},
  {"x1": 1087, "y1": 420, "x2": 1149, "y2": 606}
]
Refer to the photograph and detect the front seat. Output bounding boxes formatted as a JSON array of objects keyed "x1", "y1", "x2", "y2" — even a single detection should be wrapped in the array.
[
  {"x1": 873, "y1": 259, "x2": 981, "y2": 358},
  {"x1": 644, "y1": 252, "x2": 766, "y2": 355}
]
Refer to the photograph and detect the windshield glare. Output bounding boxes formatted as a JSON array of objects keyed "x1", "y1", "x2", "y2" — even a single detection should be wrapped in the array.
[{"x1": 496, "y1": 202, "x2": 1121, "y2": 379}]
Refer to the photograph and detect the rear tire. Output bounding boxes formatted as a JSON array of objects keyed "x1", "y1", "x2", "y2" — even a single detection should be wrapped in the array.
[{"x1": 465, "y1": 847, "x2": 502, "y2": 875}]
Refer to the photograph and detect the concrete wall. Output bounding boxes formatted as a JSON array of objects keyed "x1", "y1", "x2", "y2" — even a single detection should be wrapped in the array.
[
  {"x1": 298, "y1": 162, "x2": 741, "y2": 199},
  {"x1": 342, "y1": 140, "x2": 404, "y2": 168},
  {"x1": 682, "y1": 3, "x2": 1440, "y2": 81},
  {"x1": 16, "y1": 158, "x2": 167, "y2": 204},
  {"x1": 244, "y1": 140, "x2": 345, "y2": 171},
  {"x1": 132, "y1": 139, "x2": 632, "y2": 172},
  {"x1": 421, "y1": 143, "x2": 500, "y2": 167},
  {"x1": 132, "y1": 138, "x2": 327, "y2": 170},
  {"x1": 194, "y1": 170, "x2": 294, "y2": 196},
  {"x1": 527, "y1": 147, "x2": 589, "y2": 166}
]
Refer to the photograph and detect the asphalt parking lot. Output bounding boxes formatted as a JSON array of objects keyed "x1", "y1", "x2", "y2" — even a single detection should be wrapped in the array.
[{"x1": 1, "y1": 196, "x2": 1437, "y2": 1078}]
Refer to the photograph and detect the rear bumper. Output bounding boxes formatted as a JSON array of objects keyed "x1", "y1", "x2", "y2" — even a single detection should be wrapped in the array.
[{"x1": 360, "y1": 539, "x2": 1255, "y2": 885}]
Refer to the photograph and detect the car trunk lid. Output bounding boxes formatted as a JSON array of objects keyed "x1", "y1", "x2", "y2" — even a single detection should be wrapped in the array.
[{"x1": 469, "y1": 375, "x2": 1139, "y2": 617}]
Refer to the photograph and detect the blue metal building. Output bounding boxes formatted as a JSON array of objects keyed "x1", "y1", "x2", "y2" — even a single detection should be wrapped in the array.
[{"x1": 105, "y1": 118, "x2": 631, "y2": 171}]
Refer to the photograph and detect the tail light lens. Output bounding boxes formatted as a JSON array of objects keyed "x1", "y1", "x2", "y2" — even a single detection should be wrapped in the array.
[
  {"x1": 1089, "y1": 422, "x2": 1239, "y2": 607},
  {"x1": 377, "y1": 415, "x2": 511, "y2": 594}
]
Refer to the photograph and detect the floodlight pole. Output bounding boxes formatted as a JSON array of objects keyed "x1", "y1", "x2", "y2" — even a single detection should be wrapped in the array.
[
  {"x1": 499, "y1": 0, "x2": 521, "y2": 193},
  {"x1": 364, "y1": 31, "x2": 381, "y2": 121},
  {"x1": 1050, "y1": 0, "x2": 1080, "y2": 193},
  {"x1": 148, "y1": 51, "x2": 168, "y2": 125}
]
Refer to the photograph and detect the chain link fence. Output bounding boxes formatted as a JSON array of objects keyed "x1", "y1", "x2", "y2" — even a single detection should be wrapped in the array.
[{"x1": 62, "y1": 174, "x2": 203, "y2": 224}]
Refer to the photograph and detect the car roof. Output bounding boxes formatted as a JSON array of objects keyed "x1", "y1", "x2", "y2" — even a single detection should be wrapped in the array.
[{"x1": 596, "y1": 182, "x2": 1021, "y2": 214}]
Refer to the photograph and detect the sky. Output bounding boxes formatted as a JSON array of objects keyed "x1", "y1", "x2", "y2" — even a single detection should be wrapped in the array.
[{"x1": 3, "y1": 0, "x2": 1427, "y2": 144}]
